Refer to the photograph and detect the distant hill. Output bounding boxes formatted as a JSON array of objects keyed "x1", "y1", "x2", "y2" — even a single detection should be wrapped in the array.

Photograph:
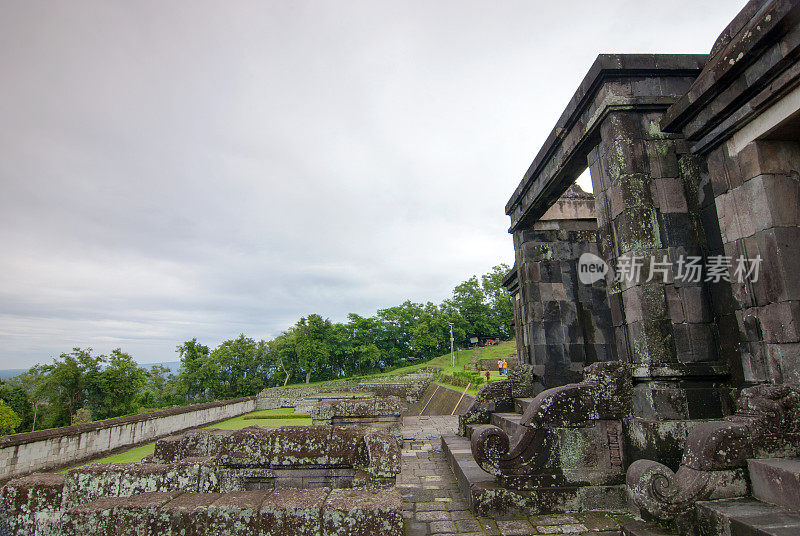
[
  {"x1": 138, "y1": 361, "x2": 181, "y2": 375},
  {"x1": 0, "y1": 361, "x2": 181, "y2": 382},
  {"x1": 0, "y1": 369, "x2": 27, "y2": 380}
]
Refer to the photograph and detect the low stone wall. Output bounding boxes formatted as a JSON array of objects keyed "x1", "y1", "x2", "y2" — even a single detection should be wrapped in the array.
[
  {"x1": 256, "y1": 373, "x2": 433, "y2": 412},
  {"x1": 256, "y1": 384, "x2": 361, "y2": 411},
  {"x1": 311, "y1": 397, "x2": 403, "y2": 443},
  {"x1": 414, "y1": 384, "x2": 476, "y2": 416},
  {"x1": 0, "y1": 396, "x2": 256, "y2": 482}
]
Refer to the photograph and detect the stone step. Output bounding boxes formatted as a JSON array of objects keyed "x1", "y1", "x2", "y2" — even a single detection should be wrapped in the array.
[
  {"x1": 748, "y1": 458, "x2": 800, "y2": 511},
  {"x1": 621, "y1": 520, "x2": 676, "y2": 536},
  {"x1": 696, "y1": 497, "x2": 800, "y2": 536},
  {"x1": 440, "y1": 434, "x2": 494, "y2": 512},
  {"x1": 490, "y1": 412, "x2": 525, "y2": 439},
  {"x1": 515, "y1": 397, "x2": 535, "y2": 414},
  {"x1": 464, "y1": 423, "x2": 476, "y2": 439}
]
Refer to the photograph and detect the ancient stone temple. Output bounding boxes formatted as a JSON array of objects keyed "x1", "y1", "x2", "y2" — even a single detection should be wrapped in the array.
[{"x1": 448, "y1": 1, "x2": 800, "y2": 534}]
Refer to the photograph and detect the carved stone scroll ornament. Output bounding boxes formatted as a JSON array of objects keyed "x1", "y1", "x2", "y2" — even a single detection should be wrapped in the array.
[
  {"x1": 458, "y1": 364, "x2": 537, "y2": 437},
  {"x1": 627, "y1": 384, "x2": 800, "y2": 521},
  {"x1": 470, "y1": 361, "x2": 630, "y2": 480},
  {"x1": 458, "y1": 379, "x2": 514, "y2": 437}
]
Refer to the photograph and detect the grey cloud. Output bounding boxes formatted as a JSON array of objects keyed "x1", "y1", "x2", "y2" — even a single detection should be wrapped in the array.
[{"x1": 0, "y1": 0, "x2": 748, "y2": 367}]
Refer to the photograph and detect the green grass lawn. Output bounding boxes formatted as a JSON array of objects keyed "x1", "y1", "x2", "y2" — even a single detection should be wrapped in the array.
[{"x1": 206, "y1": 414, "x2": 311, "y2": 430}]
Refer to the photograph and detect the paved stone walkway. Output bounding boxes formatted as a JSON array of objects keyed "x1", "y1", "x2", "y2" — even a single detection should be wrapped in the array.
[{"x1": 399, "y1": 416, "x2": 634, "y2": 536}]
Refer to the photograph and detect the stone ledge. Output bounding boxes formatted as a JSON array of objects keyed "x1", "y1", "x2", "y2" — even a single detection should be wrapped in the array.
[
  {"x1": 0, "y1": 396, "x2": 256, "y2": 447},
  {"x1": 60, "y1": 488, "x2": 403, "y2": 536}
]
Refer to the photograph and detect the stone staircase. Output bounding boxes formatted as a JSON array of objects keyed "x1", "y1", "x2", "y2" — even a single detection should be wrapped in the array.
[{"x1": 624, "y1": 458, "x2": 800, "y2": 536}]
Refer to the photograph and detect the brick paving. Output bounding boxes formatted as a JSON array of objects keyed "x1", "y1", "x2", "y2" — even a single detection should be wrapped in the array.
[{"x1": 399, "y1": 416, "x2": 634, "y2": 536}]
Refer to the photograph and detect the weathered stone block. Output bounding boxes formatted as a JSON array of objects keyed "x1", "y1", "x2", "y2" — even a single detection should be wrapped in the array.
[
  {"x1": 69, "y1": 492, "x2": 183, "y2": 535},
  {"x1": 0, "y1": 473, "x2": 64, "y2": 536},
  {"x1": 766, "y1": 343, "x2": 800, "y2": 385},
  {"x1": 259, "y1": 488, "x2": 327, "y2": 536},
  {"x1": 322, "y1": 488, "x2": 403, "y2": 536},
  {"x1": 361, "y1": 428, "x2": 400, "y2": 480},
  {"x1": 757, "y1": 226, "x2": 800, "y2": 302},
  {"x1": 151, "y1": 492, "x2": 221, "y2": 536},
  {"x1": 758, "y1": 301, "x2": 800, "y2": 343},
  {"x1": 737, "y1": 140, "x2": 800, "y2": 180},
  {"x1": 750, "y1": 173, "x2": 800, "y2": 233},
  {"x1": 152, "y1": 429, "x2": 234, "y2": 463},
  {"x1": 206, "y1": 490, "x2": 265, "y2": 535},
  {"x1": 217, "y1": 426, "x2": 274, "y2": 468},
  {"x1": 748, "y1": 458, "x2": 800, "y2": 513}
]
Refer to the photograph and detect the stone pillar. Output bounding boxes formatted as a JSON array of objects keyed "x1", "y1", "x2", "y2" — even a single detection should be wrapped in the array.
[
  {"x1": 588, "y1": 111, "x2": 732, "y2": 467},
  {"x1": 707, "y1": 140, "x2": 800, "y2": 385},
  {"x1": 512, "y1": 185, "x2": 616, "y2": 391}
]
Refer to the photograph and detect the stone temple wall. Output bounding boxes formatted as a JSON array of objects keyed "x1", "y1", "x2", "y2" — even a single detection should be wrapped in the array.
[
  {"x1": 510, "y1": 185, "x2": 617, "y2": 390},
  {"x1": 0, "y1": 396, "x2": 256, "y2": 483}
]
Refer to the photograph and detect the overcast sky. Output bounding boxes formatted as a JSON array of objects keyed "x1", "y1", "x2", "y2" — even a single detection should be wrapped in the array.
[{"x1": 0, "y1": 0, "x2": 747, "y2": 369}]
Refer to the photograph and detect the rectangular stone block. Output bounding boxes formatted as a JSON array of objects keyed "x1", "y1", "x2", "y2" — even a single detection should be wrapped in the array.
[
  {"x1": 322, "y1": 488, "x2": 403, "y2": 536},
  {"x1": 757, "y1": 226, "x2": 800, "y2": 302},
  {"x1": 206, "y1": 491, "x2": 266, "y2": 535},
  {"x1": 652, "y1": 177, "x2": 688, "y2": 213},
  {"x1": 748, "y1": 458, "x2": 800, "y2": 511},
  {"x1": 0, "y1": 473, "x2": 65, "y2": 536},
  {"x1": 750, "y1": 173, "x2": 800, "y2": 233},
  {"x1": 737, "y1": 140, "x2": 800, "y2": 180},
  {"x1": 740, "y1": 342, "x2": 769, "y2": 383},
  {"x1": 259, "y1": 488, "x2": 327, "y2": 536},
  {"x1": 758, "y1": 301, "x2": 800, "y2": 343},
  {"x1": 766, "y1": 343, "x2": 800, "y2": 385},
  {"x1": 152, "y1": 492, "x2": 221, "y2": 536}
]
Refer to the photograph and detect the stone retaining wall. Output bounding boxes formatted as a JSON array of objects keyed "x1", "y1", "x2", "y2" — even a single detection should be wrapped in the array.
[
  {"x1": 414, "y1": 384, "x2": 476, "y2": 416},
  {"x1": 0, "y1": 396, "x2": 256, "y2": 482},
  {"x1": 256, "y1": 373, "x2": 433, "y2": 411}
]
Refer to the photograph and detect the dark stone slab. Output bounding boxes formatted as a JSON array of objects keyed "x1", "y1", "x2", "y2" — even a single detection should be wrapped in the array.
[
  {"x1": 748, "y1": 458, "x2": 800, "y2": 511},
  {"x1": 697, "y1": 497, "x2": 800, "y2": 536}
]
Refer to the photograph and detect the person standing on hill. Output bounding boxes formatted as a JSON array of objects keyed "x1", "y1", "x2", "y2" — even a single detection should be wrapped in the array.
[
  {"x1": 497, "y1": 358, "x2": 503, "y2": 376},
  {"x1": 502, "y1": 358, "x2": 508, "y2": 376}
]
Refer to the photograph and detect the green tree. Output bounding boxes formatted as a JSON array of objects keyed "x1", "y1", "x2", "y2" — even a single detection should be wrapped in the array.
[
  {"x1": 481, "y1": 264, "x2": 514, "y2": 339},
  {"x1": 294, "y1": 315, "x2": 336, "y2": 383},
  {"x1": 210, "y1": 335, "x2": 269, "y2": 398},
  {"x1": 0, "y1": 380, "x2": 33, "y2": 433},
  {"x1": 89, "y1": 349, "x2": 146, "y2": 420},
  {"x1": 140, "y1": 365, "x2": 179, "y2": 408},
  {"x1": 0, "y1": 400, "x2": 22, "y2": 436},
  {"x1": 9, "y1": 365, "x2": 49, "y2": 431},
  {"x1": 269, "y1": 329, "x2": 300, "y2": 387},
  {"x1": 176, "y1": 339, "x2": 217, "y2": 403},
  {"x1": 39, "y1": 348, "x2": 103, "y2": 428}
]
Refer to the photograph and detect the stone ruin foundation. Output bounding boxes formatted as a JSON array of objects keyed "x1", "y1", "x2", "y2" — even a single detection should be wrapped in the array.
[
  {"x1": 311, "y1": 396, "x2": 403, "y2": 445},
  {"x1": 0, "y1": 425, "x2": 402, "y2": 535}
]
